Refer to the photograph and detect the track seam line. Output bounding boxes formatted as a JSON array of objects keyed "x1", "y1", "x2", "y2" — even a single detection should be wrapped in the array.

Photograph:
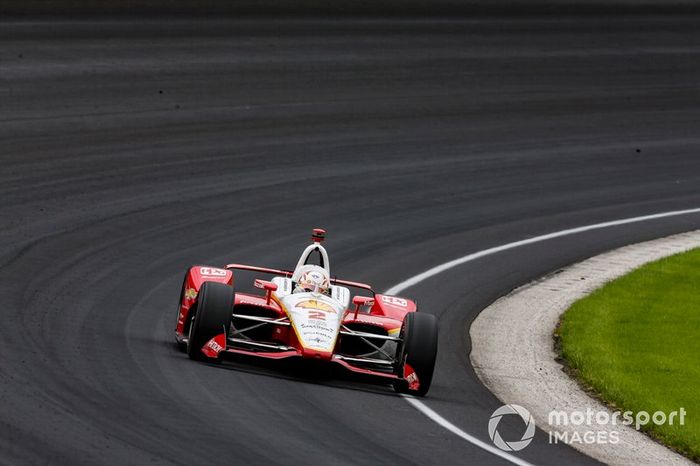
[{"x1": 385, "y1": 206, "x2": 700, "y2": 466}]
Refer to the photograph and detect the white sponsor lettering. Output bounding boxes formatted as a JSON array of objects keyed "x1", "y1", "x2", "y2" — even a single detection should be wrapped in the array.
[
  {"x1": 381, "y1": 295, "x2": 408, "y2": 307},
  {"x1": 207, "y1": 339, "x2": 223, "y2": 352},
  {"x1": 200, "y1": 267, "x2": 227, "y2": 277}
]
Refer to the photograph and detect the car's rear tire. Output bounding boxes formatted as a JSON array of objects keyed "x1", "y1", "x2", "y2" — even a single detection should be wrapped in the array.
[
  {"x1": 393, "y1": 312, "x2": 438, "y2": 396},
  {"x1": 187, "y1": 281, "x2": 234, "y2": 361}
]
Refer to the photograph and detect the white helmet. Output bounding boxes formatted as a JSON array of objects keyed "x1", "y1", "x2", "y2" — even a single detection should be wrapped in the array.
[{"x1": 295, "y1": 265, "x2": 330, "y2": 294}]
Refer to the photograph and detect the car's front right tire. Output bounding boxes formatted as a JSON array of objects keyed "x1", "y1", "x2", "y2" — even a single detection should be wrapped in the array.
[{"x1": 393, "y1": 312, "x2": 438, "y2": 396}]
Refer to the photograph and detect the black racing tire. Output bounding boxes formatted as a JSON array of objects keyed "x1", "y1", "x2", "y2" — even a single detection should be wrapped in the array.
[
  {"x1": 187, "y1": 281, "x2": 234, "y2": 361},
  {"x1": 175, "y1": 271, "x2": 189, "y2": 352},
  {"x1": 393, "y1": 312, "x2": 438, "y2": 397}
]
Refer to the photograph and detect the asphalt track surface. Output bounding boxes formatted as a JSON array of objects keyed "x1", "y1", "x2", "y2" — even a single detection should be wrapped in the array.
[{"x1": 2, "y1": 17, "x2": 700, "y2": 466}]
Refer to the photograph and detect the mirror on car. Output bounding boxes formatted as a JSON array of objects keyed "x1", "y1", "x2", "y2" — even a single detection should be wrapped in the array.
[
  {"x1": 351, "y1": 295, "x2": 375, "y2": 319},
  {"x1": 254, "y1": 279, "x2": 278, "y2": 304},
  {"x1": 352, "y1": 295, "x2": 374, "y2": 307},
  {"x1": 254, "y1": 279, "x2": 278, "y2": 291}
]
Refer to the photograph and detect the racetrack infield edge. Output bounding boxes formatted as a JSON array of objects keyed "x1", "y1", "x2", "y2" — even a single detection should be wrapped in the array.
[{"x1": 557, "y1": 247, "x2": 700, "y2": 462}]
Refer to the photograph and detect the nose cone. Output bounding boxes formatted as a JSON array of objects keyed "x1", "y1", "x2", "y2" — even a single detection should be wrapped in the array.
[{"x1": 301, "y1": 347, "x2": 333, "y2": 361}]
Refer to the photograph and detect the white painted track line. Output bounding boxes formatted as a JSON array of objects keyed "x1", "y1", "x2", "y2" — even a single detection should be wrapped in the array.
[
  {"x1": 386, "y1": 207, "x2": 700, "y2": 465},
  {"x1": 402, "y1": 395, "x2": 538, "y2": 466},
  {"x1": 386, "y1": 207, "x2": 700, "y2": 296}
]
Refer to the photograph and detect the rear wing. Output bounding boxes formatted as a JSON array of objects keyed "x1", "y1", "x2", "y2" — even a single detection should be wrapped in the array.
[{"x1": 225, "y1": 263, "x2": 374, "y2": 293}]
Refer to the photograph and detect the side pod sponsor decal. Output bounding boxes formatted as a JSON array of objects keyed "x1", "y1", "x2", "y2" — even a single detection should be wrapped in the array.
[
  {"x1": 381, "y1": 295, "x2": 408, "y2": 307},
  {"x1": 199, "y1": 267, "x2": 227, "y2": 277}
]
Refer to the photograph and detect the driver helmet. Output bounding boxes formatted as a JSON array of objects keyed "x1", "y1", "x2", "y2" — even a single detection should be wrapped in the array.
[{"x1": 296, "y1": 265, "x2": 330, "y2": 295}]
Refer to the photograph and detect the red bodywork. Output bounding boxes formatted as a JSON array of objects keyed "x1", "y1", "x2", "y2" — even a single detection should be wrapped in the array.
[{"x1": 175, "y1": 263, "x2": 419, "y2": 386}]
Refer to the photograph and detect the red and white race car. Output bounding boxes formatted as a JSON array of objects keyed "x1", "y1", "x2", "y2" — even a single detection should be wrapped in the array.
[{"x1": 174, "y1": 229, "x2": 438, "y2": 396}]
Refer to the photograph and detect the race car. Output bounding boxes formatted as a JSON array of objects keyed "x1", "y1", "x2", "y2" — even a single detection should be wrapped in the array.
[{"x1": 174, "y1": 228, "x2": 438, "y2": 396}]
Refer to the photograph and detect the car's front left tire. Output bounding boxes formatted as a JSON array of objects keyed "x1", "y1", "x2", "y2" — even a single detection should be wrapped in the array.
[{"x1": 187, "y1": 281, "x2": 234, "y2": 361}]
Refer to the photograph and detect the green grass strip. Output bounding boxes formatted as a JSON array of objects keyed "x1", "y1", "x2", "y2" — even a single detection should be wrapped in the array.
[{"x1": 557, "y1": 247, "x2": 700, "y2": 461}]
